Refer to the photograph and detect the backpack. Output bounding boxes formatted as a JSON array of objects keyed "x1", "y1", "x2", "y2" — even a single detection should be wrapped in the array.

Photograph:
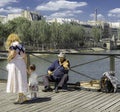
[
  {"x1": 100, "y1": 72, "x2": 115, "y2": 93},
  {"x1": 100, "y1": 75, "x2": 114, "y2": 93}
]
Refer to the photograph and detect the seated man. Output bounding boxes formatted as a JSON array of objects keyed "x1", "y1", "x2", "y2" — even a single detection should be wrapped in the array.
[{"x1": 42, "y1": 52, "x2": 70, "y2": 93}]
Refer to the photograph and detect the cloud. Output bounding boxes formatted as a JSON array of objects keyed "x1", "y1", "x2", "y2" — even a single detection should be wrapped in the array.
[
  {"x1": 0, "y1": 0, "x2": 18, "y2": 7},
  {"x1": 49, "y1": 10, "x2": 83, "y2": 18},
  {"x1": 50, "y1": 11, "x2": 74, "y2": 18},
  {"x1": 36, "y1": 0, "x2": 87, "y2": 11},
  {"x1": 90, "y1": 13, "x2": 105, "y2": 21},
  {"x1": 108, "y1": 8, "x2": 120, "y2": 21},
  {"x1": 35, "y1": 0, "x2": 87, "y2": 20},
  {"x1": 0, "y1": 7, "x2": 22, "y2": 14},
  {"x1": 108, "y1": 8, "x2": 120, "y2": 17},
  {"x1": 109, "y1": 8, "x2": 120, "y2": 14}
]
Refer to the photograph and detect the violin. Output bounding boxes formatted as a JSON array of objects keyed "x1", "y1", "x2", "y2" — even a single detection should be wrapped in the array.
[{"x1": 62, "y1": 60, "x2": 70, "y2": 69}]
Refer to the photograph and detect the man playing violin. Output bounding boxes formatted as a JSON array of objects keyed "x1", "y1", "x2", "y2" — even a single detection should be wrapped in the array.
[{"x1": 42, "y1": 52, "x2": 70, "y2": 93}]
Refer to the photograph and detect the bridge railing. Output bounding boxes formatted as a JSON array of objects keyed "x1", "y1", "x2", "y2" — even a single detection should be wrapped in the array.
[
  {"x1": 24, "y1": 51, "x2": 120, "y2": 83},
  {"x1": 0, "y1": 51, "x2": 120, "y2": 82}
]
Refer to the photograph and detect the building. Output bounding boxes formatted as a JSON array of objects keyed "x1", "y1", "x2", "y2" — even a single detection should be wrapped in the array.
[
  {"x1": 21, "y1": 10, "x2": 43, "y2": 21},
  {"x1": 0, "y1": 15, "x2": 7, "y2": 23},
  {"x1": 0, "y1": 10, "x2": 43, "y2": 23},
  {"x1": 7, "y1": 14, "x2": 21, "y2": 21}
]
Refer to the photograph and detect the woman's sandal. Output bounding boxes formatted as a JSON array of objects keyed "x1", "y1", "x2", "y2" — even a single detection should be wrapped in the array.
[{"x1": 14, "y1": 94, "x2": 28, "y2": 104}]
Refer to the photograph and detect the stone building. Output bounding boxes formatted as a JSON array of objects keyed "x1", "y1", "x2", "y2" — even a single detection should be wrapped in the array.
[{"x1": 0, "y1": 9, "x2": 43, "y2": 23}]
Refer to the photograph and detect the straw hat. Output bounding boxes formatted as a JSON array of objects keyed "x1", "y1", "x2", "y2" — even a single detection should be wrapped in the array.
[{"x1": 58, "y1": 52, "x2": 65, "y2": 58}]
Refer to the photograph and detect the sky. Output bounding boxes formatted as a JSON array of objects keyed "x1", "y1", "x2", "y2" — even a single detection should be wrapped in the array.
[{"x1": 0, "y1": 0, "x2": 120, "y2": 22}]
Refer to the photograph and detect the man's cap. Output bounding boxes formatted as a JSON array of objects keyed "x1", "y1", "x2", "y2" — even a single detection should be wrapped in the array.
[{"x1": 58, "y1": 52, "x2": 65, "y2": 58}]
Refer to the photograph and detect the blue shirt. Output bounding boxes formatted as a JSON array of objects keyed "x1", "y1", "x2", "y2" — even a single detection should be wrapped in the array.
[{"x1": 48, "y1": 60, "x2": 69, "y2": 79}]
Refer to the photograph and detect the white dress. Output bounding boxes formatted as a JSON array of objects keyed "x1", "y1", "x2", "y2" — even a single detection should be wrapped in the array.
[{"x1": 6, "y1": 41, "x2": 28, "y2": 93}]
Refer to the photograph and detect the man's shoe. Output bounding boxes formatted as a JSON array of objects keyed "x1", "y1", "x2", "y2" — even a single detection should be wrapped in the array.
[
  {"x1": 42, "y1": 87, "x2": 53, "y2": 92},
  {"x1": 62, "y1": 89, "x2": 68, "y2": 92},
  {"x1": 55, "y1": 86, "x2": 62, "y2": 93},
  {"x1": 55, "y1": 87, "x2": 59, "y2": 93},
  {"x1": 48, "y1": 87, "x2": 53, "y2": 92}
]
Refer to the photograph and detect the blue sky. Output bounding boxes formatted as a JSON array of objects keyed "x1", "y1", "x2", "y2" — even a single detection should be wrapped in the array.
[{"x1": 0, "y1": 0, "x2": 120, "y2": 22}]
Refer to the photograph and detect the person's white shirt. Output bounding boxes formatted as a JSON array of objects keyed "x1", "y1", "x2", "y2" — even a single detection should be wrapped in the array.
[{"x1": 29, "y1": 71, "x2": 38, "y2": 86}]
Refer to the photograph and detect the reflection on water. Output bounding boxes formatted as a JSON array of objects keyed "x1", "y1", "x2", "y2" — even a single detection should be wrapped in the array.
[{"x1": 1, "y1": 51, "x2": 120, "y2": 83}]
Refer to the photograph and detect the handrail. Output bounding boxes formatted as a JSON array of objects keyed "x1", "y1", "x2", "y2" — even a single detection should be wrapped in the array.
[
  {"x1": 0, "y1": 50, "x2": 120, "y2": 81},
  {"x1": 1, "y1": 50, "x2": 120, "y2": 56},
  {"x1": 31, "y1": 53, "x2": 53, "y2": 63},
  {"x1": 30, "y1": 53, "x2": 97, "y2": 80},
  {"x1": 71, "y1": 56, "x2": 109, "y2": 68},
  {"x1": 26, "y1": 51, "x2": 118, "y2": 80}
]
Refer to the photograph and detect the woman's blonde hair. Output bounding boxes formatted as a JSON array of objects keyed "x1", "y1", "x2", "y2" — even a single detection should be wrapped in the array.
[{"x1": 5, "y1": 33, "x2": 21, "y2": 50}]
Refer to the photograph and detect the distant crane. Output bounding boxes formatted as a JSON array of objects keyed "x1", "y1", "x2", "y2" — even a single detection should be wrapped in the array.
[{"x1": 94, "y1": 8, "x2": 97, "y2": 23}]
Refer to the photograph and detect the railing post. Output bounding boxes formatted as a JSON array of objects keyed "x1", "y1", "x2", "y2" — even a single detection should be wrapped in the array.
[
  {"x1": 110, "y1": 55, "x2": 115, "y2": 71},
  {"x1": 26, "y1": 53, "x2": 30, "y2": 69},
  {"x1": 26, "y1": 53, "x2": 30, "y2": 82}
]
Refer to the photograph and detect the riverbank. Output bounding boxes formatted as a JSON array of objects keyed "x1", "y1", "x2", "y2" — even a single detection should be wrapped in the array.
[
  {"x1": 91, "y1": 47, "x2": 105, "y2": 52},
  {"x1": 48, "y1": 47, "x2": 105, "y2": 53}
]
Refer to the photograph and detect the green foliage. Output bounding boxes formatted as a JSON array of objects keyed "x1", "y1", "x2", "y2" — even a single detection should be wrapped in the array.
[
  {"x1": 92, "y1": 26, "x2": 101, "y2": 42},
  {"x1": 0, "y1": 22, "x2": 4, "y2": 38},
  {"x1": 1, "y1": 17, "x2": 103, "y2": 49}
]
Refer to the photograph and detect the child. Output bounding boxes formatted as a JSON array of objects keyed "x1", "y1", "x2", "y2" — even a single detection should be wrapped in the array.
[{"x1": 28, "y1": 64, "x2": 39, "y2": 99}]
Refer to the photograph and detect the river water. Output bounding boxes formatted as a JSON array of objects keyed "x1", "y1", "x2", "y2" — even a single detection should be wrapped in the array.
[{"x1": 1, "y1": 50, "x2": 120, "y2": 83}]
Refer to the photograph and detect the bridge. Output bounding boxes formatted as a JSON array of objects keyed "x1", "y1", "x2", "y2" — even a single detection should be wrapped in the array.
[
  {"x1": 0, "y1": 82, "x2": 120, "y2": 112},
  {"x1": 0, "y1": 51, "x2": 120, "y2": 112}
]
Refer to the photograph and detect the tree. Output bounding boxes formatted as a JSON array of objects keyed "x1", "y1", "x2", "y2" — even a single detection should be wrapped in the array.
[
  {"x1": 91, "y1": 26, "x2": 101, "y2": 42},
  {"x1": 0, "y1": 22, "x2": 8, "y2": 47},
  {"x1": 5, "y1": 17, "x2": 31, "y2": 42}
]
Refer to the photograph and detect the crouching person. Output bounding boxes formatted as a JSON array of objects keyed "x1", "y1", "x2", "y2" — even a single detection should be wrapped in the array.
[{"x1": 42, "y1": 52, "x2": 70, "y2": 93}]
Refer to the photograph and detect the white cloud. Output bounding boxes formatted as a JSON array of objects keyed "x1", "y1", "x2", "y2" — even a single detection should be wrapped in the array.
[
  {"x1": 108, "y1": 8, "x2": 120, "y2": 20},
  {"x1": 0, "y1": 0, "x2": 18, "y2": 7},
  {"x1": 48, "y1": 10, "x2": 83, "y2": 19},
  {"x1": 35, "y1": 0, "x2": 86, "y2": 20},
  {"x1": 0, "y1": 7, "x2": 22, "y2": 14},
  {"x1": 74, "y1": 10, "x2": 83, "y2": 14},
  {"x1": 90, "y1": 13, "x2": 105, "y2": 21},
  {"x1": 36, "y1": 0, "x2": 87, "y2": 11},
  {"x1": 0, "y1": 8, "x2": 6, "y2": 12},
  {"x1": 109, "y1": 8, "x2": 120, "y2": 14},
  {"x1": 97, "y1": 14, "x2": 105, "y2": 21},
  {"x1": 50, "y1": 11, "x2": 73, "y2": 18}
]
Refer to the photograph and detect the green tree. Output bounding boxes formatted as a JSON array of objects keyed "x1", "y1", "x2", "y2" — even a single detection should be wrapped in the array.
[{"x1": 92, "y1": 26, "x2": 101, "y2": 42}]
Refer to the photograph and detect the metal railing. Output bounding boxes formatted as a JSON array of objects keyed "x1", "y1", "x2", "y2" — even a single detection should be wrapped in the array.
[{"x1": 0, "y1": 51, "x2": 120, "y2": 83}]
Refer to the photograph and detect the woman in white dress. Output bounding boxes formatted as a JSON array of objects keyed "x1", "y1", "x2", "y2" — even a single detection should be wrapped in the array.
[{"x1": 5, "y1": 33, "x2": 28, "y2": 104}]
